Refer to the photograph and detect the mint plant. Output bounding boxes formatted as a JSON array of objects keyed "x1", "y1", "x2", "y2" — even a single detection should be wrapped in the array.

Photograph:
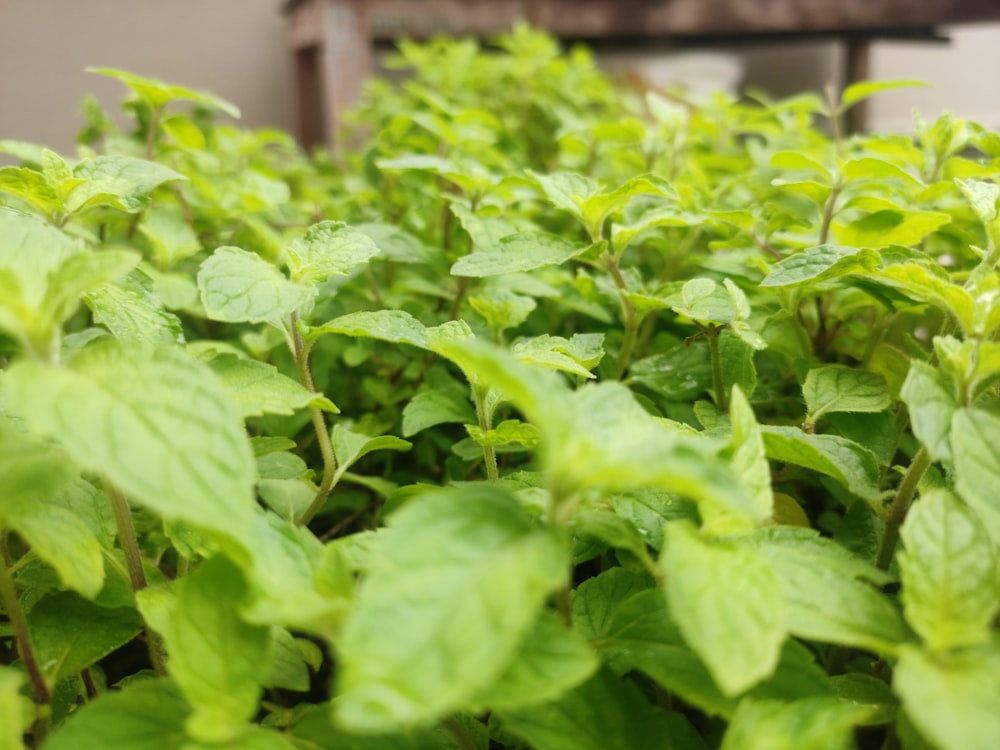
[{"x1": 2, "y1": 24, "x2": 999, "y2": 750}]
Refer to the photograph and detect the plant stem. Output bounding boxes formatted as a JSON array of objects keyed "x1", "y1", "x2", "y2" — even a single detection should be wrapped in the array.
[
  {"x1": 874, "y1": 446, "x2": 931, "y2": 571},
  {"x1": 0, "y1": 537, "x2": 50, "y2": 705},
  {"x1": 706, "y1": 326, "x2": 728, "y2": 411},
  {"x1": 442, "y1": 717, "x2": 477, "y2": 750},
  {"x1": 290, "y1": 315, "x2": 338, "y2": 527},
  {"x1": 101, "y1": 480, "x2": 167, "y2": 675},
  {"x1": 603, "y1": 251, "x2": 639, "y2": 378},
  {"x1": 473, "y1": 385, "x2": 498, "y2": 481},
  {"x1": 818, "y1": 183, "x2": 841, "y2": 246},
  {"x1": 103, "y1": 480, "x2": 148, "y2": 593}
]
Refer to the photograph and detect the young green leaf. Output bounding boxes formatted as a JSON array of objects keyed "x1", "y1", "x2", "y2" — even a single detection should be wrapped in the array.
[
  {"x1": 0, "y1": 667, "x2": 25, "y2": 750},
  {"x1": 720, "y1": 387, "x2": 774, "y2": 529},
  {"x1": 740, "y1": 528, "x2": 907, "y2": 653},
  {"x1": 26, "y1": 592, "x2": 142, "y2": 688},
  {"x1": 84, "y1": 270, "x2": 185, "y2": 346},
  {"x1": 331, "y1": 424, "x2": 411, "y2": 480},
  {"x1": 761, "y1": 427, "x2": 882, "y2": 504},
  {"x1": 402, "y1": 387, "x2": 477, "y2": 437},
  {"x1": 894, "y1": 643, "x2": 1000, "y2": 750},
  {"x1": 44, "y1": 678, "x2": 191, "y2": 750},
  {"x1": 450, "y1": 232, "x2": 586, "y2": 277},
  {"x1": 900, "y1": 360, "x2": 957, "y2": 463},
  {"x1": 497, "y1": 667, "x2": 691, "y2": 750},
  {"x1": 3, "y1": 341, "x2": 257, "y2": 544},
  {"x1": 952, "y1": 407, "x2": 1000, "y2": 547},
  {"x1": 720, "y1": 696, "x2": 876, "y2": 750},
  {"x1": 759, "y1": 245, "x2": 878, "y2": 288},
  {"x1": 802, "y1": 365, "x2": 890, "y2": 425},
  {"x1": 662, "y1": 523, "x2": 786, "y2": 696},
  {"x1": 137, "y1": 557, "x2": 271, "y2": 743},
  {"x1": 283, "y1": 221, "x2": 380, "y2": 284},
  {"x1": 899, "y1": 489, "x2": 1000, "y2": 652},
  {"x1": 67, "y1": 156, "x2": 185, "y2": 214},
  {"x1": 314, "y1": 309, "x2": 430, "y2": 348},
  {"x1": 839, "y1": 79, "x2": 928, "y2": 111},
  {"x1": 469, "y1": 611, "x2": 598, "y2": 712},
  {"x1": 333, "y1": 485, "x2": 568, "y2": 731},
  {"x1": 207, "y1": 353, "x2": 338, "y2": 418},
  {"x1": 88, "y1": 67, "x2": 241, "y2": 117},
  {"x1": 198, "y1": 246, "x2": 312, "y2": 325}
]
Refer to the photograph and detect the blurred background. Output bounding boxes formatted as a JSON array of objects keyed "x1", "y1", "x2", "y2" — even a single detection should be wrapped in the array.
[{"x1": 3, "y1": 0, "x2": 1000, "y2": 154}]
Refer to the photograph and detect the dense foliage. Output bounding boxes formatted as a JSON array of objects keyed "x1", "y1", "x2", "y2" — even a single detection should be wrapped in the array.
[{"x1": 1, "y1": 25, "x2": 999, "y2": 750}]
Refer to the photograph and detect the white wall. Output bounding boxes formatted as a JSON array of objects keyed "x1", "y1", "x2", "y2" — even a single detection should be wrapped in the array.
[
  {"x1": 0, "y1": 0, "x2": 295, "y2": 157},
  {"x1": 0, "y1": 0, "x2": 998, "y2": 159},
  {"x1": 868, "y1": 23, "x2": 1000, "y2": 132}
]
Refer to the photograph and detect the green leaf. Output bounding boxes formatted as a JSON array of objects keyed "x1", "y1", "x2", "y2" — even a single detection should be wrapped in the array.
[
  {"x1": 88, "y1": 67, "x2": 240, "y2": 117},
  {"x1": 44, "y1": 678, "x2": 190, "y2": 750},
  {"x1": 207, "y1": 353, "x2": 338, "y2": 418},
  {"x1": 662, "y1": 523, "x2": 786, "y2": 696},
  {"x1": 722, "y1": 386, "x2": 774, "y2": 528},
  {"x1": 4, "y1": 341, "x2": 257, "y2": 545},
  {"x1": 627, "y1": 341, "x2": 713, "y2": 401},
  {"x1": 331, "y1": 425, "x2": 411, "y2": 480},
  {"x1": 761, "y1": 426, "x2": 882, "y2": 504},
  {"x1": 402, "y1": 388, "x2": 476, "y2": 437},
  {"x1": 137, "y1": 557, "x2": 270, "y2": 743},
  {"x1": 137, "y1": 207, "x2": 201, "y2": 269},
  {"x1": 842, "y1": 157, "x2": 922, "y2": 188},
  {"x1": 0, "y1": 166, "x2": 61, "y2": 217},
  {"x1": 466, "y1": 419, "x2": 540, "y2": 449},
  {"x1": 952, "y1": 407, "x2": 1000, "y2": 547},
  {"x1": 957, "y1": 178, "x2": 1000, "y2": 225},
  {"x1": 0, "y1": 667, "x2": 25, "y2": 750},
  {"x1": 840, "y1": 79, "x2": 928, "y2": 110},
  {"x1": 198, "y1": 246, "x2": 312, "y2": 325},
  {"x1": 578, "y1": 173, "x2": 670, "y2": 237},
  {"x1": 498, "y1": 667, "x2": 689, "y2": 750},
  {"x1": 770, "y1": 151, "x2": 832, "y2": 180},
  {"x1": 833, "y1": 206, "x2": 950, "y2": 248},
  {"x1": 450, "y1": 232, "x2": 586, "y2": 277},
  {"x1": 899, "y1": 489, "x2": 1000, "y2": 652},
  {"x1": 1, "y1": 499, "x2": 105, "y2": 600},
  {"x1": 265, "y1": 627, "x2": 311, "y2": 692},
  {"x1": 315, "y1": 309, "x2": 430, "y2": 348},
  {"x1": 900, "y1": 360, "x2": 956, "y2": 463},
  {"x1": 894, "y1": 643, "x2": 1000, "y2": 750},
  {"x1": 760, "y1": 245, "x2": 879, "y2": 288},
  {"x1": 434, "y1": 338, "x2": 760, "y2": 523},
  {"x1": 84, "y1": 270, "x2": 185, "y2": 346},
  {"x1": 333, "y1": 485, "x2": 568, "y2": 731},
  {"x1": 0, "y1": 422, "x2": 106, "y2": 599},
  {"x1": 525, "y1": 170, "x2": 598, "y2": 221},
  {"x1": 67, "y1": 156, "x2": 185, "y2": 214},
  {"x1": 720, "y1": 696, "x2": 876, "y2": 750},
  {"x1": 512, "y1": 334, "x2": 599, "y2": 379},
  {"x1": 240, "y1": 512, "x2": 354, "y2": 636},
  {"x1": 740, "y1": 527, "x2": 907, "y2": 653},
  {"x1": 283, "y1": 221, "x2": 380, "y2": 284},
  {"x1": 26, "y1": 592, "x2": 142, "y2": 687},
  {"x1": 858, "y1": 262, "x2": 974, "y2": 334},
  {"x1": 469, "y1": 287, "x2": 537, "y2": 334},
  {"x1": 803, "y1": 365, "x2": 890, "y2": 424},
  {"x1": 470, "y1": 610, "x2": 598, "y2": 711}
]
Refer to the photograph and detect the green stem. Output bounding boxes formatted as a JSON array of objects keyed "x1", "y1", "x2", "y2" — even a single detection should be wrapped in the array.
[
  {"x1": 290, "y1": 318, "x2": 338, "y2": 527},
  {"x1": 442, "y1": 717, "x2": 477, "y2": 750},
  {"x1": 103, "y1": 480, "x2": 147, "y2": 593},
  {"x1": 473, "y1": 385, "x2": 498, "y2": 481},
  {"x1": 706, "y1": 326, "x2": 728, "y2": 411},
  {"x1": 818, "y1": 183, "x2": 841, "y2": 246},
  {"x1": 603, "y1": 251, "x2": 639, "y2": 378},
  {"x1": 875, "y1": 446, "x2": 932, "y2": 571},
  {"x1": 102, "y1": 480, "x2": 167, "y2": 676},
  {"x1": 0, "y1": 537, "x2": 50, "y2": 705}
]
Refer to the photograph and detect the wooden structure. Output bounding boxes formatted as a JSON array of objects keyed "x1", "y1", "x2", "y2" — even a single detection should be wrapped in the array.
[{"x1": 284, "y1": 0, "x2": 1000, "y2": 147}]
